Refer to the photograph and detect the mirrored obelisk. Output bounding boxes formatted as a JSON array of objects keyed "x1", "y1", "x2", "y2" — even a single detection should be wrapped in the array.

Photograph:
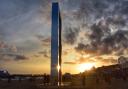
[{"x1": 51, "y1": 2, "x2": 62, "y2": 85}]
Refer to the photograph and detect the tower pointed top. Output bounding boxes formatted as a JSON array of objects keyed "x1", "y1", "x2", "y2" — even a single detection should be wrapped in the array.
[{"x1": 52, "y1": 0, "x2": 59, "y2": 3}]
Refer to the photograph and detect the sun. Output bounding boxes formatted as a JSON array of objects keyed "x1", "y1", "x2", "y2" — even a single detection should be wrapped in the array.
[{"x1": 77, "y1": 63, "x2": 94, "y2": 72}]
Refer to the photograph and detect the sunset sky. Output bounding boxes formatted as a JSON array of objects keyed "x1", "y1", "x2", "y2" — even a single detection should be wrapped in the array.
[{"x1": 0, "y1": 0, "x2": 128, "y2": 74}]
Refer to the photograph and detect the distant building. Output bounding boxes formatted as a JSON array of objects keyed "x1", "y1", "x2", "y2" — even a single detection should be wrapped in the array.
[
  {"x1": 97, "y1": 64, "x2": 120, "y2": 73},
  {"x1": 96, "y1": 56, "x2": 128, "y2": 74},
  {"x1": 118, "y1": 56, "x2": 128, "y2": 69}
]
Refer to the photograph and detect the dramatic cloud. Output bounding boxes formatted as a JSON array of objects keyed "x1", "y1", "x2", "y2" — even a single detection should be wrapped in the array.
[
  {"x1": 61, "y1": 0, "x2": 128, "y2": 67},
  {"x1": 63, "y1": 27, "x2": 79, "y2": 44},
  {"x1": 75, "y1": 25, "x2": 128, "y2": 55},
  {"x1": 72, "y1": 0, "x2": 128, "y2": 56},
  {"x1": 0, "y1": 0, "x2": 128, "y2": 73}
]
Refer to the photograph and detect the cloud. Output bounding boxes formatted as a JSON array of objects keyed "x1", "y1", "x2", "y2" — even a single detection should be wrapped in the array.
[
  {"x1": 36, "y1": 35, "x2": 45, "y2": 40},
  {"x1": 38, "y1": 50, "x2": 50, "y2": 58},
  {"x1": 63, "y1": 0, "x2": 128, "y2": 57},
  {"x1": 0, "y1": 0, "x2": 51, "y2": 56},
  {"x1": 0, "y1": 41, "x2": 18, "y2": 53},
  {"x1": 33, "y1": 54, "x2": 40, "y2": 58},
  {"x1": 74, "y1": 57, "x2": 96, "y2": 64},
  {"x1": 36, "y1": 35, "x2": 50, "y2": 46},
  {"x1": 0, "y1": 0, "x2": 128, "y2": 68},
  {"x1": 63, "y1": 27, "x2": 79, "y2": 44},
  {"x1": 75, "y1": 43, "x2": 97, "y2": 55},
  {"x1": 43, "y1": 54, "x2": 50, "y2": 58},
  {"x1": 100, "y1": 58, "x2": 117, "y2": 64},
  {"x1": 0, "y1": 41, "x2": 28, "y2": 61},
  {"x1": 38, "y1": 51, "x2": 47, "y2": 54},
  {"x1": 64, "y1": 62, "x2": 76, "y2": 65},
  {"x1": 75, "y1": 19, "x2": 128, "y2": 56},
  {"x1": 14, "y1": 55, "x2": 28, "y2": 60},
  {"x1": 64, "y1": 55, "x2": 117, "y2": 66},
  {"x1": 118, "y1": 56, "x2": 128, "y2": 64},
  {"x1": 62, "y1": 50, "x2": 68, "y2": 55},
  {"x1": 94, "y1": 56, "x2": 117, "y2": 64},
  {"x1": 0, "y1": 53, "x2": 28, "y2": 61}
]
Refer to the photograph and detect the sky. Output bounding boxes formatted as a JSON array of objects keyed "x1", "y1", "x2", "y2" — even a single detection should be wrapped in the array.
[{"x1": 0, "y1": 0, "x2": 128, "y2": 74}]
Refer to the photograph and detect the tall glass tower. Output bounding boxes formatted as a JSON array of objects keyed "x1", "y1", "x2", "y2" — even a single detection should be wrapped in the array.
[{"x1": 51, "y1": 2, "x2": 62, "y2": 86}]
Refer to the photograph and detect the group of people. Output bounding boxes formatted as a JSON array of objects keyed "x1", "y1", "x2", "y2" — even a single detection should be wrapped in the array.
[{"x1": 80, "y1": 68, "x2": 128, "y2": 86}]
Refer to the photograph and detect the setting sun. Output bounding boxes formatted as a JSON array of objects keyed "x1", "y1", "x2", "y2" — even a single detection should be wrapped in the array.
[{"x1": 77, "y1": 63, "x2": 95, "y2": 72}]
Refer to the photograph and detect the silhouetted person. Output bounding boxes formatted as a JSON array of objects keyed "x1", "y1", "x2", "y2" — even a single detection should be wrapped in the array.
[
  {"x1": 19, "y1": 77, "x2": 22, "y2": 82},
  {"x1": 121, "y1": 69, "x2": 127, "y2": 81},
  {"x1": 104, "y1": 73, "x2": 111, "y2": 84},
  {"x1": 82, "y1": 73, "x2": 86, "y2": 86},
  {"x1": 46, "y1": 74, "x2": 50, "y2": 85},
  {"x1": 8, "y1": 76, "x2": 11, "y2": 83},
  {"x1": 29, "y1": 77, "x2": 36, "y2": 82},
  {"x1": 43, "y1": 73, "x2": 47, "y2": 86},
  {"x1": 96, "y1": 74, "x2": 100, "y2": 84}
]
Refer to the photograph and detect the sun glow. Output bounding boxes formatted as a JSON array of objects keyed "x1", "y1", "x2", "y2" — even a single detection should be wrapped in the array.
[
  {"x1": 57, "y1": 64, "x2": 60, "y2": 71},
  {"x1": 77, "y1": 63, "x2": 95, "y2": 72}
]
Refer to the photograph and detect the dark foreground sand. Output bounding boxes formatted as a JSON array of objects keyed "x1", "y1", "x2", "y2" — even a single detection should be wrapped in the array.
[
  {"x1": 0, "y1": 81, "x2": 38, "y2": 89},
  {"x1": 0, "y1": 81, "x2": 87, "y2": 89},
  {"x1": 0, "y1": 78, "x2": 128, "y2": 89}
]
